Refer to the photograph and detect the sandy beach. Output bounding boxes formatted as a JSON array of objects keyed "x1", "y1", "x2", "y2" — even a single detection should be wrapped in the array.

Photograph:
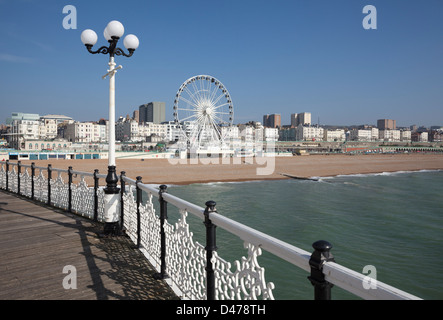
[{"x1": 16, "y1": 153, "x2": 443, "y2": 185}]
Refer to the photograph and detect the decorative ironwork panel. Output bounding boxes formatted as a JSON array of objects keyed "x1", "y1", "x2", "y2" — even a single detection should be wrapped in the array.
[
  {"x1": 19, "y1": 169, "x2": 32, "y2": 198},
  {"x1": 96, "y1": 188, "x2": 106, "y2": 223},
  {"x1": 139, "y1": 193, "x2": 161, "y2": 269},
  {"x1": 122, "y1": 185, "x2": 138, "y2": 242},
  {"x1": 166, "y1": 209, "x2": 206, "y2": 300},
  {"x1": 50, "y1": 172, "x2": 69, "y2": 210},
  {"x1": 71, "y1": 176, "x2": 95, "y2": 219},
  {"x1": 0, "y1": 165, "x2": 5, "y2": 189},
  {"x1": 34, "y1": 170, "x2": 48, "y2": 203},
  {"x1": 8, "y1": 167, "x2": 18, "y2": 193},
  {"x1": 213, "y1": 242, "x2": 275, "y2": 300}
]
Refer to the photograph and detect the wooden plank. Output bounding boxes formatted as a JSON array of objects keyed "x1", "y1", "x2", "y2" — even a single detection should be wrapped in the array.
[{"x1": 0, "y1": 190, "x2": 178, "y2": 300}]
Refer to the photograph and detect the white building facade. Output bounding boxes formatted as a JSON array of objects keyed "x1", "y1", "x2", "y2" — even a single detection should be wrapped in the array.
[
  {"x1": 296, "y1": 125, "x2": 324, "y2": 141},
  {"x1": 324, "y1": 129, "x2": 346, "y2": 141},
  {"x1": 348, "y1": 128, "x2": 379, "y2": 141}
]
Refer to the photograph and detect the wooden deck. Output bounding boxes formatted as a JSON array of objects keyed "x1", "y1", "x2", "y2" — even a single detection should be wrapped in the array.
[{"x1": 0, "y1": 189, "x2": 178, "y2": 300}]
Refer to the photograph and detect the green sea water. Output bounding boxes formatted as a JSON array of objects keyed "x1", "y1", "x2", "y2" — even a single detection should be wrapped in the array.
[{"x1": 150, "y1": 170, "x2": 443, "y2": 300}]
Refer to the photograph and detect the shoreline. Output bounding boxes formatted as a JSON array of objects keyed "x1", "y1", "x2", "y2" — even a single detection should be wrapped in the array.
[
  {"x1": 11, "y1": 153, "x2": 443, "y2": 186},
  {"x1": 168, "y1": 168, "x2": 443, "y2": 186}
]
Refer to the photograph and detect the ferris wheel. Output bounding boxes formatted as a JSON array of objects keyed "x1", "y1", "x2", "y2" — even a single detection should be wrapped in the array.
[{"x1": 173, "y1": 75, "x2": 234, "y2": 150}]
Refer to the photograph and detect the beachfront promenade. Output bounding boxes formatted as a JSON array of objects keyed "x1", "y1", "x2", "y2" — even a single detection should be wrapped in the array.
[
  {"x1": 0, "y1": 160, "x2": 423, "y2": 300},
  {"x1": 0, "y1": 189, "x2": 177, "y2": 300}
]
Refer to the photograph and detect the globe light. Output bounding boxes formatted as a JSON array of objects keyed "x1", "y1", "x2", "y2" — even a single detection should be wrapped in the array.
[
  {"x1": 123, "y1": 34, "x2": 139, "y2": 50},
  {"x1": 103, "y1": 28, "x2": 112, "y2": 41},
  {"x1": 105, "y1": 20, "x2": 124, "y2": 39},
  {"x1": 81, "y1": 29, "x2": 98, "y2": 46}
]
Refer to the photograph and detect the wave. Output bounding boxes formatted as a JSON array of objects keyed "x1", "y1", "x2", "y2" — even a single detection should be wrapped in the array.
[{"x1": 312, "y1": 169, "x2": 443, "y2": 182}]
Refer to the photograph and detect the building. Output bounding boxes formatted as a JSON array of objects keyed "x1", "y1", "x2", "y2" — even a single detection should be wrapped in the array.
[
  {"x1": 263, "y1": 114, "x2": 281, "y2": 128},
  {"x1": 400, "y1": 130, "x2": 411, "y2": 142},
  {"x1": 348, "y1": 128, "x2": 379, "y2": 141},
  {"x1": 132, "y1": 110, "x2": 139, "y2": 123},
  {"x1": 296, "y1": 125, "x2": 324, "y2": 141},
  {"x1": 411, "y1": 131, "x2": 428, "y2": 142},
  {"x1": 429, "y1": 130, "x2": 442, "y2": 142},
  {"x1": 323, "y1": 129, "x2": 346, "y2": 141},
  {"x1": 291, "y1": 112, "x2": 311, "y2": 128},
  {"x1": 278, "y1": 127, "x2": 296, "y2": 141},
  {"x1": 40, "y1": 114, "x2": 73, "y2": 125},
  {"x1": 379, "y1": 129, "x2": 401, "y2": 142},
  {"x1": 263, "y1": 128, "x2": 279, "y2": 142},
  {"x1": 377, "y1": 119, "x2": 396, "y2": 130},
  {"x1": 7, "y1": 119, "x2": 40, "y2": 149},
  {"x1": 64, "y1": 122, "x2": 107, "y2": 143},
  {"x1": 4, "y1": 112, "x2": 76, "y2": 149},
  {"x1": 22, "y1": 139, "x2": 72, "y2": 151},
  {"x1": 6, "y1": 112, "x2": 40, "y2": 124},
  {"x1": 116, "y1": 118, "x2": 139, "y2": 142},
  {"x1": 38, "y1": 119, "x2": 58, "y2": 140},
  {"x1": 116, "y1": 117, "x2": 170, "y2": 142},
  {"x1": 139, "y1": 102, "x2": 166, "y2": 124}
]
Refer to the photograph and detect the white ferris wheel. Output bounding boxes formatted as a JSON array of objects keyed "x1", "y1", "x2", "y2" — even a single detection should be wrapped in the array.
[{"x1": 173, "y1": 75, "x2": 234, "y2": 150}]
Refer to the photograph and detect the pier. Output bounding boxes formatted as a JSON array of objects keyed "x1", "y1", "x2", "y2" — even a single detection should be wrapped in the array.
[
  {"x1": 0, "y1": 190, "x2": 177, "y2": 300},
  {"x1": 0, "y1": 160, "x2": 422, "y2": 300}
]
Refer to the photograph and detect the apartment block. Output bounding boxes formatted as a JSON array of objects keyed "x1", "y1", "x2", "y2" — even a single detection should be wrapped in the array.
[
  {"x1": 139, "y1": 102, "x2": 166, "y2": 124},
  {"x1": 263, "y1": 114, "x2": 281, "y2": 128},
  {"x1": 291, "y1": 112, "x2": 311, "y2": 127},
  {"x1": 377, "y1": 119, "x2": 396, "y2": 130}
]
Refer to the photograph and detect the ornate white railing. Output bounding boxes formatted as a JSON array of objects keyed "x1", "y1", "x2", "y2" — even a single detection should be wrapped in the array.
[
  {"x1": 0, "y1": 160, "x2": 422, "y2": 300},
  {"x1": 0, "y1": 161, "x2": 107, "y2": 223}
]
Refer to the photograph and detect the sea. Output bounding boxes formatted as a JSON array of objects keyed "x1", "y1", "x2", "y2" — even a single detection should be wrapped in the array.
[{"x1": 149, "y1": 169, "x2": 443, "y2": 300}]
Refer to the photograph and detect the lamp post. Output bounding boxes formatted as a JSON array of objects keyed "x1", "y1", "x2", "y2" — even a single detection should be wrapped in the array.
[{"x1": 81, "y1": 21, "x2": 139, "y2": 236}]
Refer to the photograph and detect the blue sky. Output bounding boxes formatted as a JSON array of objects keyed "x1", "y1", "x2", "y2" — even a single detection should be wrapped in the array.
[{"x1": 0, "y1": 0, "x2": 442, "y2": 127}]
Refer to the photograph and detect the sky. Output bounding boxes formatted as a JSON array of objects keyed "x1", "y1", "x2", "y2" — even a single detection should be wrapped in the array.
[{"x1": 0, "y1": 0, "x2": 442, "y2": 127}]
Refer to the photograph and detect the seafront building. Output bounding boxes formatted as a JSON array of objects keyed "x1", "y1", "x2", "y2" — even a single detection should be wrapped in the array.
[
  {"x1": 5, "y1": 113, "x2": 74, "y2": 150},
  {"x1": 64, "y1": 121, "x2": 107, "y2": 143},
  {"x1": 291, "y1": 112, "x2": 312, "y2": 127},
  {"x1": 115, "y1": 117, "x2": 179, "y2": 142},
  {"x1": 263, "y1": 114, "x2": 281, "y2": 128},
  {"x1": 377, "y1": 119, "x2": 396, "y2": 130},
  {"x1": 2, "y1": 111, "x2": 439, "y2": 158},
  {"x1": 323, "y1": 129, "x2": 346, "y2": 142},
  {"x1": 295, "y1": 125, "x2": 324, "y2": 141},
  {"x1": 349, "y1": 128, "x2": 379, "y2": 141},
  {"x1": 139, "y1": 102, "x2": 166, "y2": 124}
]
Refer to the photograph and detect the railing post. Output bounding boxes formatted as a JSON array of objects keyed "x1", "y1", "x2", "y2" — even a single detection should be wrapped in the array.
[
  {"x1": 120, "y1": 171, "x2": 126, "y2": 229},
  {"x1": 5, "y1": 160, "x2": 9, "y2": 191},
  {"x1": 103, "y1": 165, "x2": 121, "y2": 236},
  {"x1": 204, "y1": 200, "x2": 217, "y2": 300},
  {"x1": 17, "y1": 161, "x2": 21, "y2": 195},
  {"x1": 47, "y1": 164, "x2": 52, "y2": 205},
  {"x1": 93, "y1": 169, "x2": 99, "y2": 222},
  {"x1": 67, "y1": 166, "x2": 73, "y2": 213},
  {"x1": 135, "y1": 176, "x2": 142, "y2": 249},
  {"x1": 31, "y1": 162, "x2": 35, "y2": 200},
  {"x1": 308, "y1": 240, "x2": 335, "y2": 300},
  {"x1": 154, "y1": 184, "x2": 169, "y2": 280}
]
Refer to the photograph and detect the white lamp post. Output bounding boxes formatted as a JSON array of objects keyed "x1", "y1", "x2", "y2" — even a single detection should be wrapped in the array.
[{"x1": 81, "y1": 21, "x2": 139, "y2": 236}]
